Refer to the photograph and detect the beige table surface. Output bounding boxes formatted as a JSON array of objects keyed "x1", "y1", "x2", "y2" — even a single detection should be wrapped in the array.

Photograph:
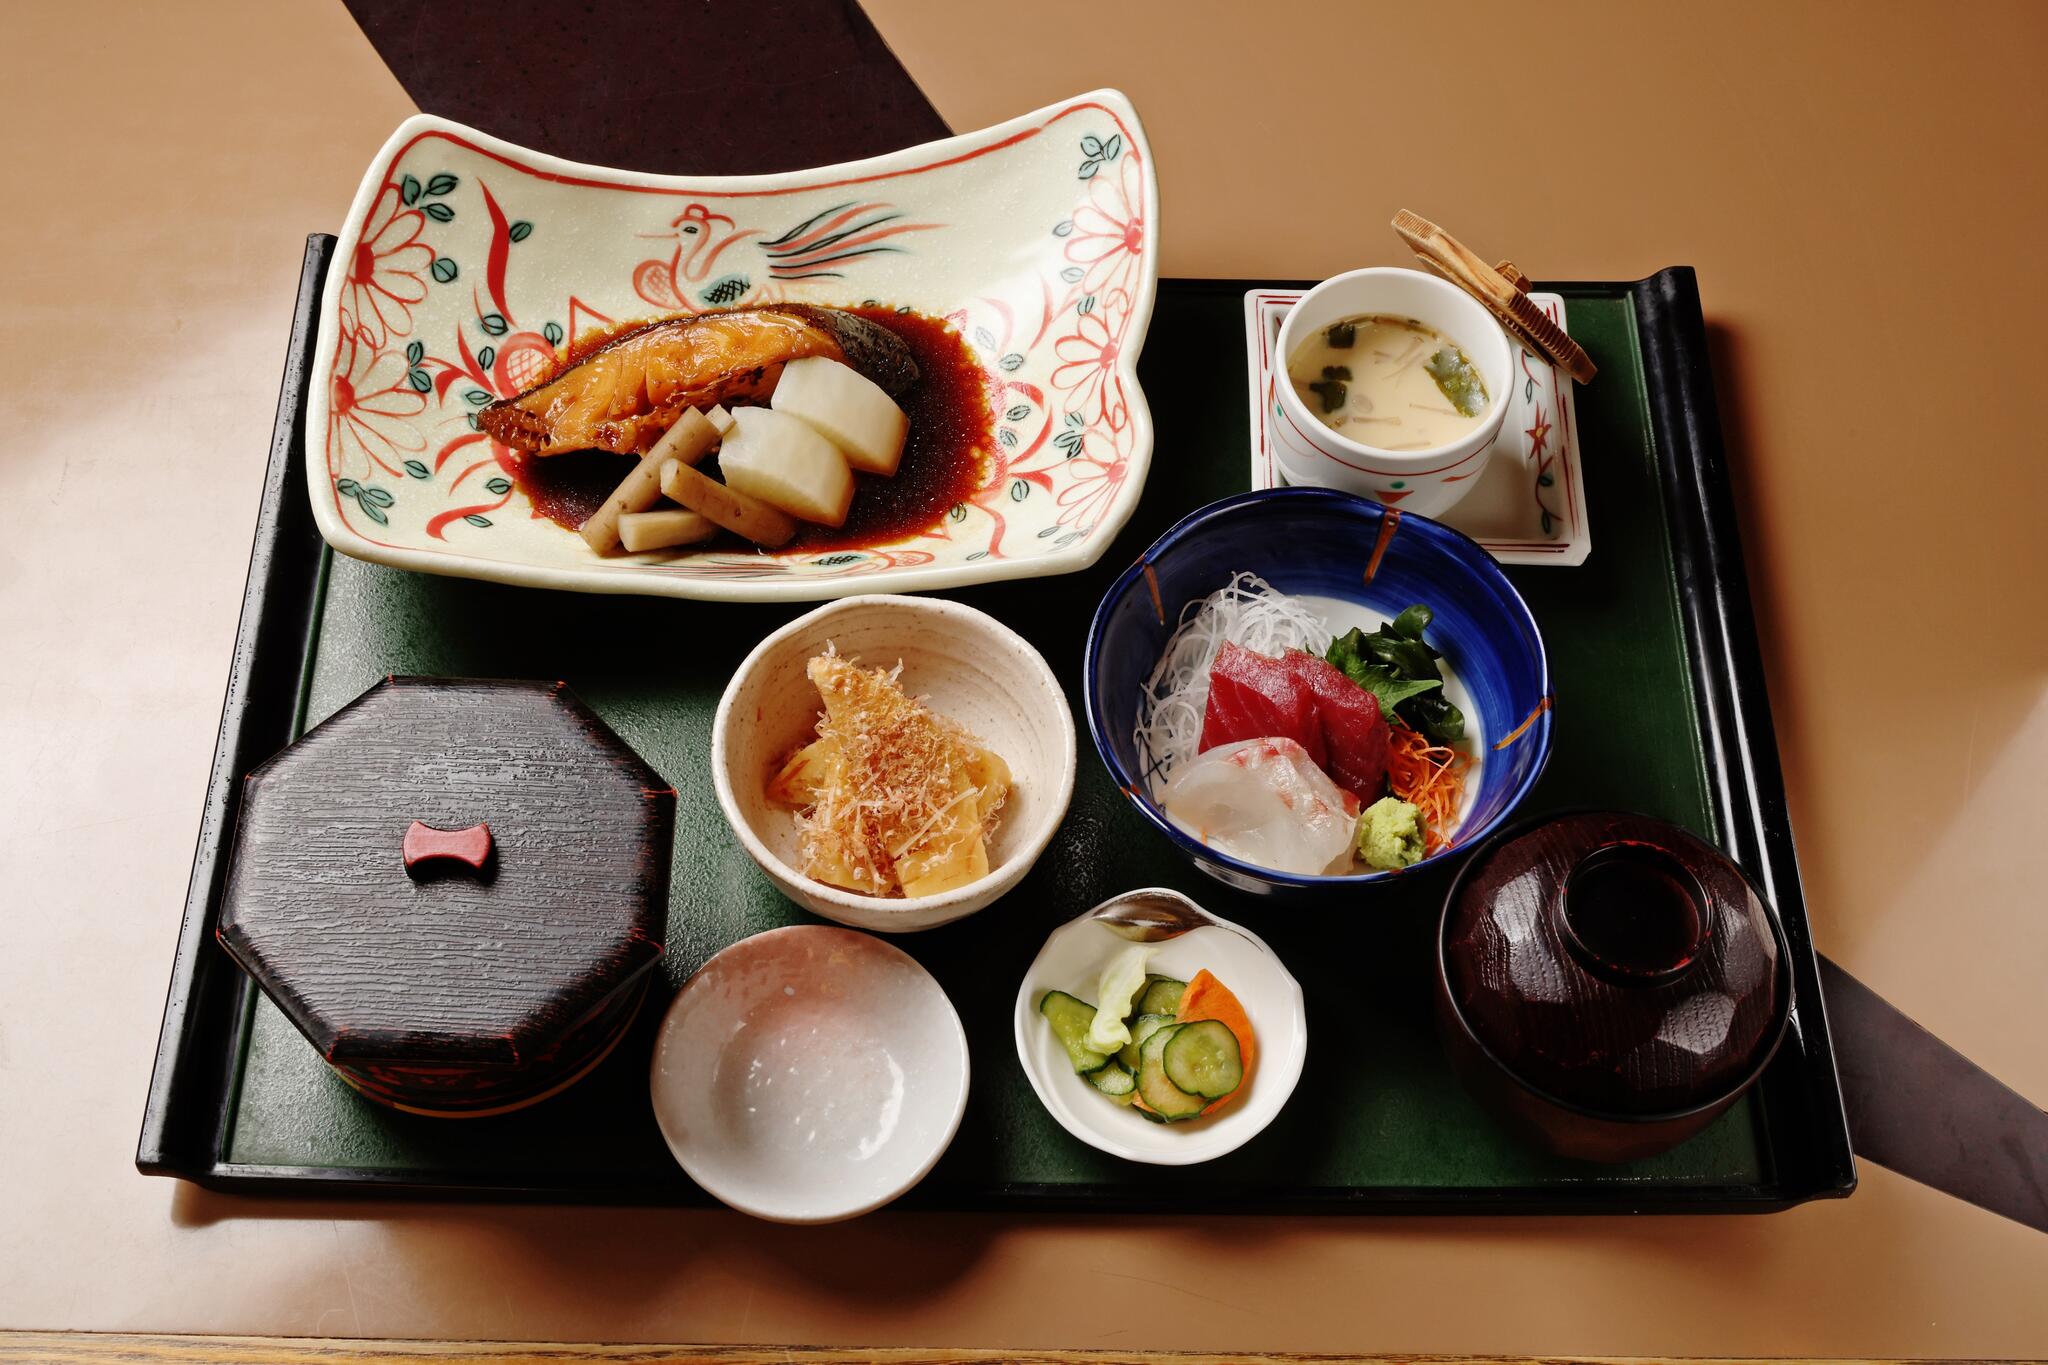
[{"x1": 2, "y1": 0, "x2": 2044, "y2": 1355}]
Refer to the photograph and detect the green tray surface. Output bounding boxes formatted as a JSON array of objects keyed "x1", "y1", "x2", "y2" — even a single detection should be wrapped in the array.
[{"x1": 222, "y1": 280, "x2": 1771, "y2": 1201}]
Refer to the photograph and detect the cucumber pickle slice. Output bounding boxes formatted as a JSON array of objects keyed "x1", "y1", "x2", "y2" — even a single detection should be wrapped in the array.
[
  {"x1": 1117, "y1": 1012, "x2": 1177, "y2": 1073},
  {"x1": 1039, "y1": 990, "x2": 1111, "y2": 1073},
  {"x1": 1134, "y1": 975, "x2": 1186, "y2": 1018},
  {"x1": 1137, "y1": 1024, "x2": 1208, "y2": 1119},
  {"x1": 1088, "y1": 1061, "x2": 1138, "y2": 1101},
  {"x1": 1162, "y1": 1019, "x2": 1243, "y2": 1100}
]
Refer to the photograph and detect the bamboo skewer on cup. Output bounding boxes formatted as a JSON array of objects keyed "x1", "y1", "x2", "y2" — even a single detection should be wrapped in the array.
[{"x1": 1391, "y1": 211, "x2": 1598, "y2": 385}]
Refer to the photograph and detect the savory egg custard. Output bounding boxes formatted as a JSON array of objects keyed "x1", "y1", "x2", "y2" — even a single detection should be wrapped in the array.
[{"x1": 1286, "y1": 314, "x2": 1490, "y2": 450}]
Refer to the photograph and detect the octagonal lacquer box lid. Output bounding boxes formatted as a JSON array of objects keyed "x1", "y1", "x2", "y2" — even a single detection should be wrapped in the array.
[{"x1": 216, "y1": 677, "x2": 673, "y2": 1116}]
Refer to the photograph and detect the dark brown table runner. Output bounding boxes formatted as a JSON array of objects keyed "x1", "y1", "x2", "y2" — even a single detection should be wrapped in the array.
[{"x1": 342, "y1": 0, "x2": 947, "y2": 176}]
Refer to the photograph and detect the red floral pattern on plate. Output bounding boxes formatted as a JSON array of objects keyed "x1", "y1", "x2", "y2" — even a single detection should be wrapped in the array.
[
  {"x1": 1051, "y1": 288, "x2": 1132, "y2": 432},
  {"x1": 339, "y1": 184, "x2": 433, "y2": 348},
  {"x1": 327, "y1": 327, "x2": 428, "y2": 482},
  {"x1": 1066, "y1": 152, "x2": 1147, "y2": 296}
]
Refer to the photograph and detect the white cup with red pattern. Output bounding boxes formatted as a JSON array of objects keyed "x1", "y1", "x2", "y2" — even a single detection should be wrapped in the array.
[{"x1": 1271, "y1": 267, "x2": 1514, "y2": 519}]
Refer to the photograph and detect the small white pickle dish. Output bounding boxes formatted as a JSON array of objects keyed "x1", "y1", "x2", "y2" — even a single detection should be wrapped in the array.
[{"x1": 1013, "y1": 893, "x2": 1307, "y2": 1165}]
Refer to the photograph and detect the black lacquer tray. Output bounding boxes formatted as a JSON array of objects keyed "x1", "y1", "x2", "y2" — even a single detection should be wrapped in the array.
[{"x1": 137, "y1": 236, "x2": 1855, "y2": 1212}]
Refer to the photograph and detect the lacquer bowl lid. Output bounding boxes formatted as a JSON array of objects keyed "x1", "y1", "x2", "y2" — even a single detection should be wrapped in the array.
[
  {"x1": 216, "y1": 677, "x2": 673, "y2": 1115},
  {"x1": 1440, "y1": 811, "x2": 1788, "y2": 1116}
]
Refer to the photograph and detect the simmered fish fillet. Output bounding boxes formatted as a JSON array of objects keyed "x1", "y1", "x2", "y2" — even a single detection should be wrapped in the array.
[{"x1": 478, "y1": 305, "x2": 919, "y2": 455}]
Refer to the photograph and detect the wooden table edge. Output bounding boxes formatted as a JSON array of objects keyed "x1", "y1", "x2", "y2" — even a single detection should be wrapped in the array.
[{"x1": 0, "y1": 1334, "x2": 2036, "y2": 1365}]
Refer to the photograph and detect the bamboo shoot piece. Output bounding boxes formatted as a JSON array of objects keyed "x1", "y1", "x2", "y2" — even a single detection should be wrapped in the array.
[
  {"x1": 618, "y1": 509, "x2": 717, "y2": 553},
  {"x1": 577, "y1": 407, "x2": 721, "y2": 554},
  {"x1": 660, "y1": 458, "x2": 798, "y2": 548},
  {"x1": 766, "y1": 736, "x2": 840, "y2": 807}
]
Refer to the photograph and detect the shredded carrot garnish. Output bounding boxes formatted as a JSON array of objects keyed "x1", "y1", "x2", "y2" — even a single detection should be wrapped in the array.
[{"x1": 1387, "y1": 724, "x2": 1472, "y2": 854}]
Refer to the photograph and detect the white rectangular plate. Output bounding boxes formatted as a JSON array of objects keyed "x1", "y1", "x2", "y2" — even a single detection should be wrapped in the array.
[{"x1": 307, "y1": 91, "x2": 1159, "y2": 601}]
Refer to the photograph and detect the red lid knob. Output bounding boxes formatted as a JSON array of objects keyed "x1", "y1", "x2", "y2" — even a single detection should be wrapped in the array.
[{"x1": 402, "y1": 820, "x2": 493, "y2": 873}]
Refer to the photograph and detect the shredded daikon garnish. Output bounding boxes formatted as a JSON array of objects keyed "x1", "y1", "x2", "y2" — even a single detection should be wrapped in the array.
[{"x1": 1132, "y1": 571, "x2": 1332, "y2": 800}]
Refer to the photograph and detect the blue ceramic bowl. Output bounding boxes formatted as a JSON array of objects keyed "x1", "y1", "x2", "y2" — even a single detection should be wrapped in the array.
[{"x1": 1084, "y1": 488, "x2": 1552, "y2": 900}]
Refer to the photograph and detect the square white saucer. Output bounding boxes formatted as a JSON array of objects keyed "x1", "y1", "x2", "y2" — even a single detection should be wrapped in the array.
[{"x1": 1244, "y1": 288, "x2": 1591, "y2": 566}]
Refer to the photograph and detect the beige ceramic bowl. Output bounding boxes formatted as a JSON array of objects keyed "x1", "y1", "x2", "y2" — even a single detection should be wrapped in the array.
[{"x1": 711, "y1": 594, "x2": 1077, "y2": 932}]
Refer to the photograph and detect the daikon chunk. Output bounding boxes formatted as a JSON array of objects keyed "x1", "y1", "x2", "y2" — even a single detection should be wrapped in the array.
[
  {"x1": 771, "y1": 355, "x2": 909, "y2": 476},
  {"x1": 717, "y1": 407, "x2": 855, "y2": 527}
]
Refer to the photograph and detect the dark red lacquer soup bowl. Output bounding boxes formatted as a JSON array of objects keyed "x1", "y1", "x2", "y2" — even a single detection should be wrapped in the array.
[{"x1": 1434, "y1": 811, "x2": 1794, "y2": 1162}]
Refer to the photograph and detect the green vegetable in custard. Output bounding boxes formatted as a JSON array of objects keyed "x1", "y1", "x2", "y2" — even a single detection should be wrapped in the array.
[
  {"x1": 1357, "y1": 796, "x2": 1427, "y2": 870},
  {"x1": 1424, "y1": 345, "x2": 1488, "y2": 417},
  {"x1": 1326, "y1": 320, "x2": 1357, "y2": 348},
  {"x1": 1324, "y1": 604, "x2": 1467, "y2": 745},
  {"x1": 1321, "y1": 365, "x2": 1352, "y2": 381},
  {"x1": 1306, "y1": 378, "x2": 1348, "y2": 413}
]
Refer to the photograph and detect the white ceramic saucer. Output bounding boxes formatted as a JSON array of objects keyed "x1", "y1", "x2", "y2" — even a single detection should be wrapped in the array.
[
  {"x1": 1013, "y1": 897, "x2": 1306, "y2": 1165},
  {"x1": 650, "y1": 925, "x2": 968, "y2": 1222},
  {"x1": 1245, "y1": 288, "x2": 1591, "y2": 566}
]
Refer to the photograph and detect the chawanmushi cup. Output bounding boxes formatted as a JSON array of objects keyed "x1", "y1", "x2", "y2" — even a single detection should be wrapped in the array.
[{"x1": 1272, "y1": 266, "x2": 1516, "y2": 519}]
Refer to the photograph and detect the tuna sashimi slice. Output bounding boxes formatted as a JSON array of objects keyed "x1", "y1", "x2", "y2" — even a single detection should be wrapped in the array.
[
  {"x1": 1288, "y1": 652, "x2": 1390, "y2": 797},
  {"x1": 1199, "y1": 642, "x2": 1326, "y2": 767}
]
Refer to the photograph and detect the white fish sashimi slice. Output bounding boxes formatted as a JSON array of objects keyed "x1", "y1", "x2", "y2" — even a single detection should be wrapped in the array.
[
  {"x1": 772, "y1": 355, "x2": 909, "y2": 476},
  {"x1": 1161, "y1": 737, "x2": 1357, "y2": 876}
]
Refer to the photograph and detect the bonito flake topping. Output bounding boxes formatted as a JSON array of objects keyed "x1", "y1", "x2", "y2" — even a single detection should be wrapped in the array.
[{"x1": 766, "y1": 650, "x2": 1010, "y2": 898}]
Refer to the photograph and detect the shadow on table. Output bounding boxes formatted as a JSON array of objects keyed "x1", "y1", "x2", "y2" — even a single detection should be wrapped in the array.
[
  {"x1": 170, "y1": 1180, "x2": 1005, "y2": 1309},
  {"x1": 167, "y1": 1176, "x2": 1879, "y2": 1314}
]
